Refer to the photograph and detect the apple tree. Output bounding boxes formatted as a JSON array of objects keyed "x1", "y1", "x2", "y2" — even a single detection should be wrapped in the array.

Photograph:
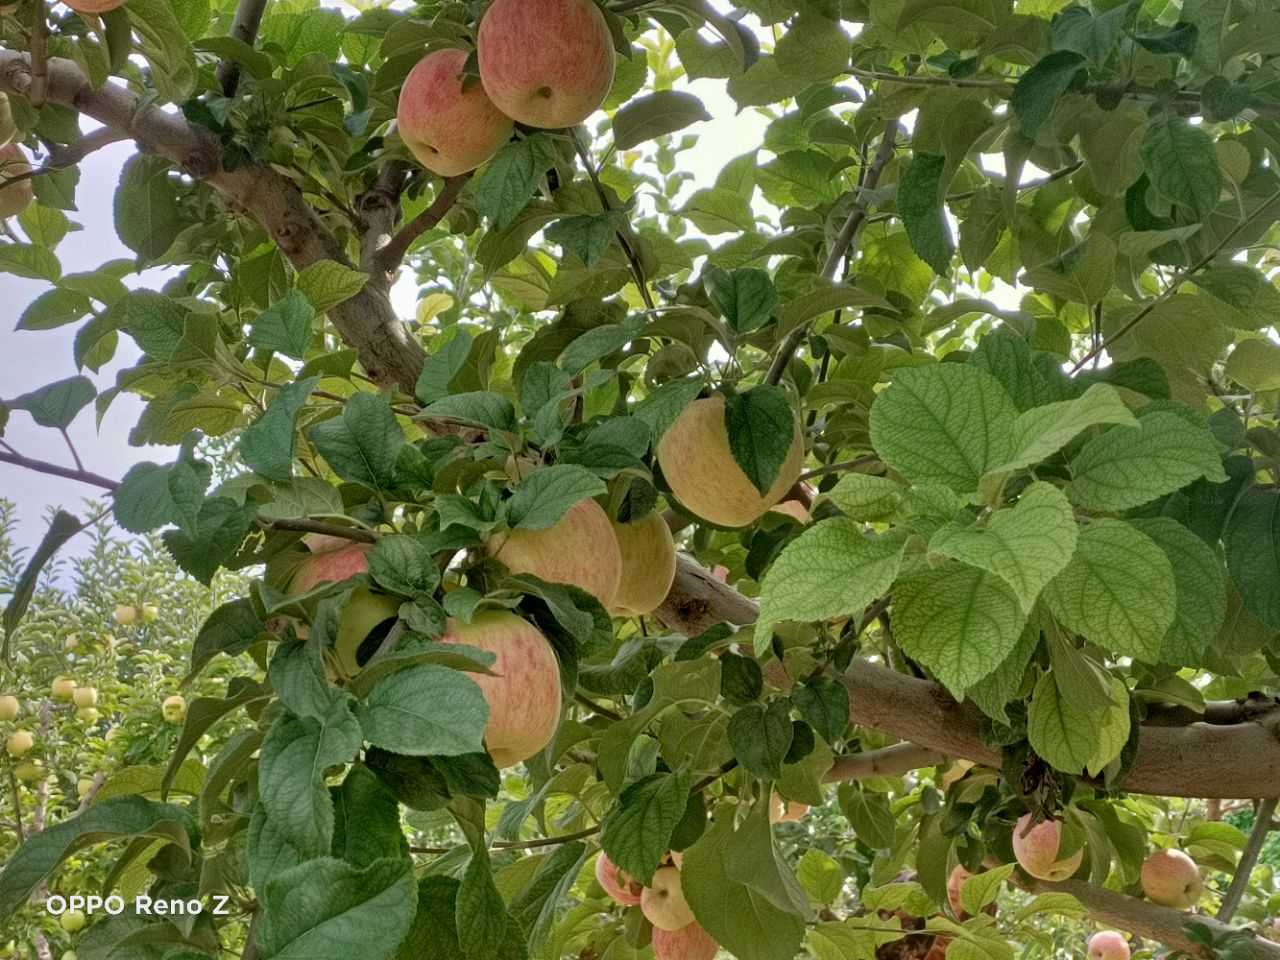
[{"x1": 0, "y1": 0, "x2": 1279, "y2": 958}]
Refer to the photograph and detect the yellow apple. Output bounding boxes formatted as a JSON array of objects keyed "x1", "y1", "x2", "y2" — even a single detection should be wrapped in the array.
[
  {"x1": 141, "y1": 604, "x2": 159, "y2": 623},
  {"x1": 113, "y1": 604, "x2": 138, "y2": 625},
  {"x1": 162, "y1": 695, "x2": 186, "y2": 723},
  {"x1": 75, "y1": 707, "x2": 101, "y2": 723},
  {"x1": 1141, "y1": 849, "x2": 1203, "y2": 909},
  {"x1": 0, "y1": 143, "x2": 32, "y2": 219},
  {"x1": 477, "y1": 0, "x2": 616, "y2": 128},
  {"x1": 59, "y1": 909, "x2": 86, "y2": 932},
  {"x1": 0, "y1": 695, "x2": 18, "y2": 721},
  {"x1": 438, "y1": 611, "x2": 561, "y2": 768},
  {"x1": 6, "y1": 729, "x2": 33, "y2": 757},
  {"x1": 486, "y1": 498, "x2": 622, "y2": 607},
  {"x1": 51, "y1": 676, "x2": 76, "y2": 701},
  {"x1": 657, "y1": 396, "x2": 804, "y2": 528},
  {"x1": 1012, "y1": 813, "x2": 1083, "y2": 881},
  {"x1": 77, "y1": 777, "x2": 96, "y2": 798},
  {"x1": 72, "y1": 686, "x2": 98, "y2": 709},
  {"x1": 641, "y1": 865, "x2": 695, "y2": 931},
  {"x1": 653, "y1": 921, "x2": 718, "y2": 960},
  {"x1": 65, "y1": 0, "x2": 124, "y2": 13},
  {"x1": 15, "y1": 759, "x2": 42, "y2": 781},
  {"x1": 397, "y1": 48, "x2": 514, "y2": 176},
  {"x1": 64, "y1": 635, "x2": 79, "y2": 650},
  {"x1": 609, "y1": 512, "x2": 677, "y2": 618}
]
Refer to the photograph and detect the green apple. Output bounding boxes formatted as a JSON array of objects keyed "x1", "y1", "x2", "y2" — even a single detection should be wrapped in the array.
[
  {"x1": 72, "y1": 686, "x2": 98, "y2": 709},
  {"x1": 330, "y1": 588, "x2": 402, "y2": 682},
  {"x1": 113, "y1": 604, "x2": 138, "y2": 625},
  {"x1": 6, "y1": 730, "x2": 33, "y2": 757},
  {"x1": 140, "y1": 603, "x2": 159, "y2": 623},
  {"x1": 15, "y1": 759, "x2": 42, "y2": 781},
  {"x1": 162, "y1": 695, "x2": 186, "y2": 723},
  {"x1": 0, "y1": 695, "x2": 18, "y2": 721},
  {"x1": 77, "y1": 776, "x2": 96, "y2": 798},
  {"x1": 63, "y1": 635, "x2": 79, "y2": 650},
  {"x1": 75, "y1": 707, "x2": 101, "y2": 724},
  {"x1": 51, "y1": 676, "x2": 76, "y2": 701},
  {"x1": 59, "y1": 909, "x2": 86, "y2": 932}
]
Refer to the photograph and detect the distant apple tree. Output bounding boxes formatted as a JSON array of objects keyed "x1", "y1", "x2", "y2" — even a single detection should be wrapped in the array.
[{"x1": 0, "y1": 0, "x2": 1279, "y2": 959}]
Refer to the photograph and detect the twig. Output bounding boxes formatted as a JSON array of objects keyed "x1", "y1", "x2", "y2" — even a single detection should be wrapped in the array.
[
  {"x1": 572, "y1": 129, "x2": 655, "y2": 310},
  {"x1": 261, "y1": 518, "x2": 379, "y2": 543},
  {"x1": 8, "y1": 768, "x2": 24, "y2": 842},
  {"x1": 27, "y1": 0, "x2": 46, "y2": 108},
  {"x1": 59, "y1": 428, "x2": 85, "y2": 472},
  {"x1": 372, "y1": 173, "x2": 470, "y2": 276},
  {"x1": 410, "y1": 824, "x2": 602, "y2": 855},
  {"x1": 216, "y1": 0, "x2": 269, "y2": 97},
  {"x1": 766, "y1": 120, "x2": 899, "y2": 386},
  {"x1": 799, "y1": 455, "x2": 880, "y2": 481},
  {"x1": 241, "y1": 906, "x2": 261, "y2": 960},
  {"x1": 0, "y1": 448, "x2": 120, "y2": 490},
  {"x1": 1218, "y1": 798, "x2": 1278, "y2": 923},
  {"x1": 574, "y1": 693, "x2": 622, "y2": 722}
]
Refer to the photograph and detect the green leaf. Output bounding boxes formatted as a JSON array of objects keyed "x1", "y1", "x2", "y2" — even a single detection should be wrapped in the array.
[
  {"x1": 240, "y1": 377, "x2": 319, "y2": 483},
  {"x1": 1027, "y1": 672, "x2": 1118, "y2": 775},
  {"x1": 1050, "y1": 4, "x2": 1130, "y2": 64},
  {"x1": 474, "y1": 136, "x2": 557, "y2": 231},
  {"x1": 416, "y1": 332, "x2": 475, "y2": 405},
  {"x1": 791, "y1": 677, "x2": 850, "y2": 745},
  {"x1": 126, "y1": 0, "x2": 198, "y2": 103},
  {"x1": 929, "y1": 482, "x2": 1078, "y2": 613},
  {"x1": 705, "y1": 266, "x2": 778, "y2": 335},
  {"x1": 503, "y1": 464, "x2": 607, "y2": 531},
  {"x1": 1042, "y1": 518, "x2": 1176, "y2": 662},
  {"x1": 356, "y1": 666, "x2": 489, "y2": 757},
  {"x1": 1225, "y1": 339, "x2": 1280, "y2": 392},
  {"x1": 250, "y1": 290, "x2": 317, "y2": 359},
  {"x1": 161, "y1": 496, "x2": 258, "y2": 584},
  {"x1": 457, "y1": 852, "x2": 510, "y2": 960},
  {"x1": 332, "y1": 764, "x2": 411, "y2": 868},
  {"x1": 869, "y1": 364, "x2": 1019, "y2": 493},
  {"x1": 396, "y1": 876, "x2": 462, "y2": 960},
  {"x1": 0, "y1": 796, "x2": 196, "y2": 922},
  {"x1": 508, "y1": 841, "x2": 588, "y2": 952},
  {"x1": 16, "y1": 287, "x2": 92, "y2": 331},
  {"x1": 420, "y1": 391, "x2": 517, "y2": 433},
  {"x1": 114, "y1": 155, "x2": 182, "y2": 262},
  {"x1": 1132, "y1": 21, "x2": 1199, "y2": 57},
  {"x1": 16, "y1": 204, "x2": 70, "y2": 249},
  {"x1": 989, "y1": 383, "x2": 1137, "y2": 476},
  {"x1": 560, "y1": 315, "x2": 645, "y2": 375},
  {"x1": 967, "y1": 624, "x2": 1039, "y2": 724},
  {"x1": 680, "y1": 187, "x2": 756, "y2": 234},
  {"x1": 613, "y1": 91, "x2": 711, "y2": 151},
  {"x1": 1012, "y1": 50, "x2": 1086, "y2": 135},
  {"x1": 728, "y1": 699, "x2": 794, "y2": 779},
  {"x1": 309, "y1": 392, "x2": 406, "y2": 490},
  {"x1": 1066, "y1": 404, "x2": 1226, "y2": 511},
  {"x1": 723, "y1": 384, "x2": 797, "y2": 496},
  {"x1": 368, "y1": 535, "x2": 442, "y2": 597},
  {"x1": 1, "y1": 510, "x2": 82, "y2": 658},
  {"x1": 837, "y1": 784, "x2": 896, "y2": 851},
  {"x1": 1140, "y1": 117, "x2": 1222, "y2": 221},
  {"x1": 600, "y1": 771, "x2": 692, "y2": 885},
  {"x1": 893, "y1": 561, "x2": 1026, "y2": 696},
  {"x1": 257, "y1": 856, "x2": 416, "y2": 960},
  {"x1": 6, "y1": 375, "x2": 95, "y2": 428},
  {"x1": 898, "y1": 153, "x2": 954, "y2": 275},
  {"x1": 297, "y1": 260, "x2": 370, "y2": 314},
  {"x1": 755, "y1": 521, "x2": 907, "y2": 653},
  {"x1": 0, "y1": 243, "x2": 61, "y2": 282},
  {"x1": 1129, "y1": 518, "x2": 1226, "y2": 666},
  {"x1": 545, "y1": 208, "x2": 627, "y2": 268},
  {"x1": 796, "y1": 849, "x2": 845, "y2": 906},
  {"x1": 820, "y1": 474, "x2": 906, "y2": 522},
  {"x1": 957, "y1": 864, "x2": 1017, "y2": 917},
  {"x1": 1223, "y1": 489, "x2": 1280, "y2": 630}
]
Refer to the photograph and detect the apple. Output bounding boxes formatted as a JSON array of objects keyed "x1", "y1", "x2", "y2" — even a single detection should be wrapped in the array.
[
  {"x1": 609, "y1": 512, "x2": 677, "y2": 618},
  {"x1": 1141, "y1": 848, "x2": 1203, "y2": 909},
  {"x1": 653, "y1": 921, "x2": 718, "y2": 960},
  {"x1": 77, "y1": 777, "x2": 96, "y2": 798},
  {"x1": 438, "y1": 611, "x2": 561, "y2": 768},
  {"x1": 113, "y1": 604, "x2": 138, "y2": 625},
  {"x1": 65, "y1": 0, "x2": 124, "y2": 13},
  {"x1": 657, "y1": 396, "x2": 804, "y2": 528},
  {"x1": 947, "y1": 864, "x2": 972, "y2": 917},
  {"x1": 331, "y1": 588, "x2": 401, "y2": 681},
  {"x1": 397, "y1": 48, "x2": 514, "y2": 176},
  {"x1": 15, "y1": 760, "x2": 42, "y2": 781},
  {"x1": 59, "y1": 909, "x2": 86, "y2": 933},
  {"x1": 51, "y1": 676, "x2": 76, "y2": 701},
  {"x1": 640, "y1": 865, "x2": 695, "y2": 931},
  {"x1": 6, "y1": 730, "x2": 33, "y2": 757},
  {"x1": 64, "y1": 635, "x2": 79, "y2": 650},
  {"x1": 62, "y1": 953, "x2": 77, "y2": 960},
  {"x1": 0, "y1": 143, "x2": 32, "y2": 219},
  {"x1": 104, "y1": 727, "x2": 120, "y2": 743},
  {"x1": 0, "y1": 695, "x2": 18, "y2": 721},
  {"x1": 595, "y1": 852, "x2": 643, "y2": 906},
  {"x1": 477, "y1": 0, "x2": 616, "y2": 129},
  {"x1": 72, "y1": 686, "x2": 98, "y2": 709},
  {"x1": 1012, "y1": 813, "x2": 1084, "y2": 881},
  {"x1": 141, "y1": 604, "x2": 159, "y2": 623},
  {"x1": 1089, "y1": 931, "x2": 1130, "y2": 960},
  {"x1": 288, "y1": 537, "x2": 372, "y2": 594},
  {"x1": 769, "y1": 792, "x2": 809, "y2": 824},
  {"x1": 486, "y1": 498, "x2": 622, "y2": 607},
  {"x1": 162, "y1": 695, "x2": 186, "y2": 723},
  {"x1": 75, "y1": 707, "x2": 101, "y2": 723}
]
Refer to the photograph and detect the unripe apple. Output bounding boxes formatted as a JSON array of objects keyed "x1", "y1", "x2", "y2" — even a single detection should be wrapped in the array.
[
  {"x1": 397, "y1": 48, "x2": 514, "y2": 176},
  {"x1": 75, "y1": 707, "x2": 101, "y2": 723},
  {"x1": 1089, "y1": 931, "x2": 1130, "y2": 960},
  {"x1": 6, "y1": 729, "x2": 33, "y2": 757},
  {"x1": 113, "y1": 604, "x2": 138, "y2": 625},
  {"x1": 62, "y1": 952, "x2": 77, "y2": 960},
  {"x1": 0, "y1": 143, "x2": 32, "y2": 219},
  {"x1": 657, "y1": 396, "x2": 804, "y2": 529},
  {"x1": 331, "y1": 588, "x2": 401, "y2": 682},
  {"x1": 0, "y1": 695, "x2": 18, "y2": 721},
  {"x1": 162, "y1": 695, "x2": 186, "y2": 723},
  {"x1": 51, "y1": 676, "x2": 76, "y2": 701},
  {"x1": 947, "y1": 864, "x2": 972, "y2": 917},
  {"x1": 1012, "y1": 813, "x2": 1083, "y2": 881},
  {"x1": 486, "y1": 498, "x2": 622, "y2": 608},
  {"x1": 609, "y1": 512, "x2": 677, "y2": 618},
  {"x1": 72, "y1": 686, "x2": 98, "y2": 709},
  {"x1": 1140, "y1": 848, "x2": 1203, "y2": 909},
  {"x1": 477, "y1": 0, "x2": 616, "y2": 128},
  {"x1": 595, "y1": 852, "x2": 643, "y2": 906},
  {"x1": 438, "y1": 611, "x2": 561, "y2": 768},
  {"x1": 77, "y1": 777, "x2": 96, "y2": 798},
  {"x1": 641, "y1": 865, "x2": 695, "y2": 931},
  {"x1": 64, "y1": 635, "x2": 79, "y2": 650},
  {"x1": 59, "y1": 908, "x2": 86, "y2": 932},
  {"x1": 64, "y1": 0, "x2": 124, "y2": 13},
  {"x1": 15, "y1": 759, "x2": 42, "y2": 781},
  {"x1": 140, "y1": 604, "x2": 159, "y2": 623},
  {"x1": 653, "y1": 921, "x2": 718, "y2": 960},
  {"x1": 769, "y1": 792, "x2": 809, "y2": 824}
]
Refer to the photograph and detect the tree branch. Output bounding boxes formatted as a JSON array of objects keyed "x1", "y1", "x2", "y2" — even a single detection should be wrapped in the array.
[
  {"x1": 0, "y1": 448, "x2": 120, "y2": 490},
  {"x1": 372, "y1": 173, "x2": 470, "y2": 278},
  {"x1": 216, "y1": 0, "x2": 269, "y2": 97},
  {"x1": 1218, "y1": 799, "x2": 1278, "y2": 923},
  {"x1": 823, "y1": 743, "x2": 949, "y2": 783}
]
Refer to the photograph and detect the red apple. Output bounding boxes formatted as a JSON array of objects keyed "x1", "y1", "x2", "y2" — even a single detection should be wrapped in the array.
[
  {"x1": 1089, "y1": 931, "x2": 1130, "y2": 960},
  {"x1": 595, "y1": 852, "x2": 643, "y2": 906},
  {"x1": 65, "y1": 0, "x2": 124, "y2": 12},
  {"x1": 609, "y1": 511, "x2": 677, "y2": 618},
  {"x1": 1012, "y1": 813, "x2": 1083, "y2": 881},
  {"x1": 0, "y1": 143, "x2": 33, "y2": 219},
  {"x1": 487, "y1": 498, "x2": 622, "y2": 607},
  {"x1": 947, "y1": 864, "x2": 972, "y2": 917},
  {"x1": 657, "y1": 396, "x2": 804, "y2": 529},
  {"x1": 288, "y1": 537, "x2": 372, "y2": 594},
  {"x1": 438, "y1": 611, "x2": 561, "y2": 768},
  {"x1": 397, "y1": 48, "x2": 514, "y2": 176},
  {"x1": 653, "y1": 921, "x2": 718, "y2": 960},
  {"x1": 1140, "y1": 849, "x2": 1203, "y2": 910},
  {"x1": 477, "y1": 0, "x2": 616, "y2": 128}
]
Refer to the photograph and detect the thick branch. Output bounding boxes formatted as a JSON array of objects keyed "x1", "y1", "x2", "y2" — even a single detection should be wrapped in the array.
[
  {"x1": 823, "y1": 743, "x2": 949, "y2": 783},
  {"x1": 655, "y1": 553, "x2": 758, "y2": 635},
  {"x1": 372, "y1": 173, "x2": 469, "y2": 278},
  {"x1": 216, "y1": 0, "x2": 269, "y2": 97}
]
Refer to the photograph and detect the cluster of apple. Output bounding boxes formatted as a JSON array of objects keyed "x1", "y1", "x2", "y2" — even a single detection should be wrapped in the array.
[
  {"x1": 596, "y1": 852, "x2": 718, "y2": 960},
  {"x1": 395, "y1": 0, "x2": 617, "y2": 176},
  {"x1": 113, "y1": 603, "x2": 160, "y2": 626}
]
